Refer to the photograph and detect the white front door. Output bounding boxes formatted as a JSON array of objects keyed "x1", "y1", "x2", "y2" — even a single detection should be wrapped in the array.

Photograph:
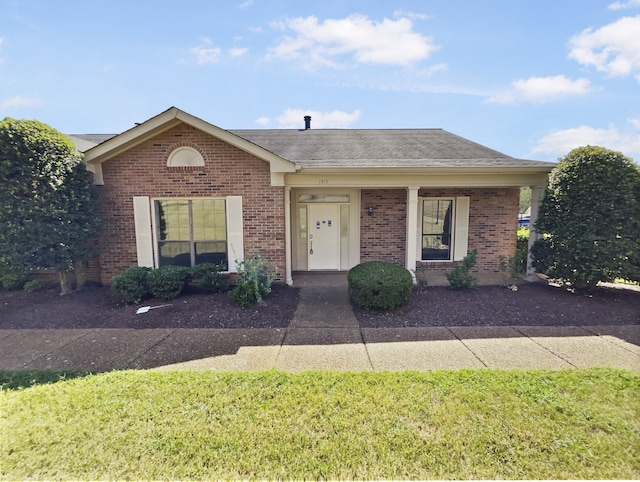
[{"x1": 308, "y1": 203, "x2": 340, "y2": 270}]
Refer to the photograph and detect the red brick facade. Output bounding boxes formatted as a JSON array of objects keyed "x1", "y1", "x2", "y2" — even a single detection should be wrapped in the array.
[
  {"x1": 360, "y1": 189, "x2": 407, "y2": 264},
  {"x1": 96, "y1": 123, "x2": 285, "y2": 283},
  {"x1": 359, "y1": 188, "x2": 519, "y2": 273}
]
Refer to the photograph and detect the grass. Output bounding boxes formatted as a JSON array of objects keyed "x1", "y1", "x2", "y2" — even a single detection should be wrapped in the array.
[{"x1": 1, "y1": 368, "x2": 638, "y2": 480}]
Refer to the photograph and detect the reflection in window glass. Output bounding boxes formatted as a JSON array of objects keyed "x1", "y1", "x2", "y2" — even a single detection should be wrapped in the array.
[
  {"x1": 155, "y1": 199, "x2": 227, "y2": 268},
  {"x1": 422, "y1": 199, "x2": 453, "y2": 260},
  {"x1": 299, "y1": 207, "x2": 307, "y2": 239},
  {"x1": 298, "y1": 194, "x2": 349, "y2": 203}
]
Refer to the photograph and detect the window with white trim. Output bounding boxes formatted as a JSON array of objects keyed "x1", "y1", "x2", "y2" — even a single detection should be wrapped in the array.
[
  {"x1": 421, "y1": 198, "x2": 454, "y2": 260},
  {"x1": 419, "y1": 197, "x2": 469, "y2": 261},
  {"x1": 154, "y1": 199, "x2": 227, "y2": 268},
  {"x1": 133, "y1": 196, "x2": 244, "y2": 272}
]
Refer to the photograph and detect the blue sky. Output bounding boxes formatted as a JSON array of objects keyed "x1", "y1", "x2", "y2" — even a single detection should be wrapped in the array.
[{"x1": 1, "y1": 0, "x2": 639, "y2": 162}]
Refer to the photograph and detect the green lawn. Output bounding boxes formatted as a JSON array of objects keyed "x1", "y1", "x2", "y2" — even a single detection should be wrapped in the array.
[{"x1": 1, "y1": 368, "x2": 638, "y2": 480}]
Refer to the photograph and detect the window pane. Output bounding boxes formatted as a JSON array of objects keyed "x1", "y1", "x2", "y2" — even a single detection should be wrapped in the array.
[
  {"x1": 298, "y1": 194, "x2": 349, "y2": 203},
  {"x1": 340, "y1": 204, "x2": 349, "y2": 240},
  {"x1": 299, "y1": 207, "x2": 307, "y2": 239},
  {"x1": 192, "y1": 199, "x2": 226, "y2": 242},
  {"x1": 156, "y1": 200, "x2": 189, "y2": 241},
  {"x1": 195, "y1": 241, "x2": 227, "y2": 268},
  {"x1": 422, "y1": 199, "x2": 452, "y2": 260},
  {"x1": 158, "y1": 241, "x2": 191, "y2": 267}
]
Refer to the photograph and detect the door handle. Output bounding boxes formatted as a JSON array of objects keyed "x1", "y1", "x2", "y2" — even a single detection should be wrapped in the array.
[{"x1": 309, "y1": 240, "x2": 313, "y2": 255}]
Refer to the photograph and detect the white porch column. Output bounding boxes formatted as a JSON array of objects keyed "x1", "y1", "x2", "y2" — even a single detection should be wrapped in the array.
[
  {"x1": 406, "y1": 186, "x2": 419, "y2": 282},
  {"x1": 526, "y1": 184, "x2": 545, "y2": 280},
  {"x1": 284, "y1": 187, "x2": 293, "y2": 285}
]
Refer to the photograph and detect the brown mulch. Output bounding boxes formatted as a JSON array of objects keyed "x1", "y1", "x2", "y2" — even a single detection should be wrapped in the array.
[
  {"x1": 0, "y1": 284, "x2": 300, "y2": 330},
  {"x1": 353, "y1": 282, "x2": 640, "y2": 328},
  {"x1": 0, "y1": 281, "x2": 638, "y2": 330}
]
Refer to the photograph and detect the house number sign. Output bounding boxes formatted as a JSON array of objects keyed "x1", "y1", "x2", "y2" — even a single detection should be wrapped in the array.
[{"x1": 319, "y1": 179, "x2": 329, "y2": 184}]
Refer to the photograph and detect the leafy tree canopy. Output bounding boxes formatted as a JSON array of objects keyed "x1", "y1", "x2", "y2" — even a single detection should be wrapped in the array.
[
  {"x1": 531, "y1": 145, "x2": 640, "y2": 290},
  {"x1": 0, "y1": 118, "x2": 100, "y2": 290}
]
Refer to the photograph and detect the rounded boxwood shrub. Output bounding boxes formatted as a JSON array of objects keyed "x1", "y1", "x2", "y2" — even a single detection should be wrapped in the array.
[
  {"x1": 348, "y1": 261, "x2": 413, "y2": 313},
  {"x1": 110, "y1": 266, "x2": 152, "y2": 304},
  {"x1": 147, "y1": 265, "x2": 191, "y2": 300},
  {"x1": 23, "y1": 279, "x2": 49, "y2": 292}
]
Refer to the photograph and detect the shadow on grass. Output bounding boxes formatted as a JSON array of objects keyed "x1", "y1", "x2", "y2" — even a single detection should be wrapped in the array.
[{"x1": 0, "y1": 370, "x2": 95, "y2": 391}]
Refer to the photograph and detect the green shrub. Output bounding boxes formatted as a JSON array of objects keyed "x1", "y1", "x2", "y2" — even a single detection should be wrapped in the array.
[
  {"x1": 23, "y1": 279, "x2": 49, "y2": 292},
  {"x1": 0, "y1": 265, "x2": 29, "y2": 291},
  {"x1": 446, "y1": 249, "x2": 478, "y2": 290},
  {"x1": 348, "y1": 261, "x2": 413, "y2": 313},
  {"x1": 532, "y1": 146, "x2": 640, "y2": 290},
  {"x1": 0, "y1": 272, "x2": 29, "y2": 291},
  {"x1": 147, "y1": 266, "x2": 191, "y2": 300},
  {"x1": 191, "y1": 263, "x2": 228, "y2": 293},
  {"x1": 110, "y1": 266, "x2": 152, "y2": 304},
  {"x1": 499, "y1": 229, "x2": 529, "y2": 284},
  {"x1": 230, "y1": 254, "x2": 277, "y2": 308}
]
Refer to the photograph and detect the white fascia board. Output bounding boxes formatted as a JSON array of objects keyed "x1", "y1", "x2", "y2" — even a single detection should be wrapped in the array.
[
  {"x1": 84, "y1": 107, "x2": 183, "y2": 165},
  {"x1": 285, "y1": 169, "x2": 550, "y2": 188}
]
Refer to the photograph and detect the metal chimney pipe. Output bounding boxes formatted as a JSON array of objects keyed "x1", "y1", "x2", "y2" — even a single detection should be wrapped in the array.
[{"x1": 304, "y1": 115, "x2": 311, "y2": 130}]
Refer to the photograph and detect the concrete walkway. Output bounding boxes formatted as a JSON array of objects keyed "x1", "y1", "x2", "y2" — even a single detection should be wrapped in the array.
[{"x1": 0, "y1": 274, "x2": 638, "y2": 372}]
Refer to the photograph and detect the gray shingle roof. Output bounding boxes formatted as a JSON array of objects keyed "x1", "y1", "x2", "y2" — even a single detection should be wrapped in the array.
[
  {"x1": 69, "y1": 134, "x2": 117, "y2": 152},
  {"x1": 230, "y1": 128, "x2": 553, "y2": 169}
]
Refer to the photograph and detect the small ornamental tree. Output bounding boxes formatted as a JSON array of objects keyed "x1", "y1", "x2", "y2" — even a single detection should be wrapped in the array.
[
  {"x1": 0, "y1": 118, "x2": 101, "y2": 293},
  {"x1": 531, "y1": 146, "x2": 640, "y2": 290}
]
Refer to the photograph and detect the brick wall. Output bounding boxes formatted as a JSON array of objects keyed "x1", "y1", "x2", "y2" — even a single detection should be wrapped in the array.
[
  {"x1": 96, "y1": 122, "x2": 285, "y2": 284},
  {"x1": 417, "y1": 188, "x2": 519, "y2": 273},
  {"x1": 359, "y1": 187, "x2": 519, "y2": 273},
  {"x1": 360, "y1": 189, "x2": 407, "y2": 264}
]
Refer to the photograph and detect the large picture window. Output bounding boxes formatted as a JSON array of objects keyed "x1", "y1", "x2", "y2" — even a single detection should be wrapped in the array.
[
  {"x1": 154, "y1": 199, "x2": 227, "y2": 268},
  {"x1": 421, "y1": 198, "x2": 453, "y2": 260}
]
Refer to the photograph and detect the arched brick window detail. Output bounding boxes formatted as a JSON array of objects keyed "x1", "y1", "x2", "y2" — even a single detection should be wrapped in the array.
[{"x1": 166, "y1": 146, "x2": 205, "y2": 167}]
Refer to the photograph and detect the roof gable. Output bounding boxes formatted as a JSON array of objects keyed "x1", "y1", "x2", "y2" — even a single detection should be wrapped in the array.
[{"x1": 83, "y1": 107, "x2": 296, "y2": 185}]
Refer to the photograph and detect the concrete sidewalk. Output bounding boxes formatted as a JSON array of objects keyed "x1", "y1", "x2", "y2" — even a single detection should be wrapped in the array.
[{"x1": 1, "y1": 273, "x2": 638, "y2": 373}]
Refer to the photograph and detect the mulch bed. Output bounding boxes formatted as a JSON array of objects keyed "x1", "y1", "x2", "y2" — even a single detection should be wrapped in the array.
[
  {"x1": 0, "y1": 284, "x2": 300, "y2": 330},
  {"x1": 1, "y1": 281, "x2": 638, "y2": 330},
  {"x1": 354, "y1": 282, "x2": 640, "y2": 327}
]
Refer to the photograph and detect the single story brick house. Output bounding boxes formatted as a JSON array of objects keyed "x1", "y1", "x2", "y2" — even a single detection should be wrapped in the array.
[{"x1": 74, "y1": 107, "x2": 552, "y2": 286}]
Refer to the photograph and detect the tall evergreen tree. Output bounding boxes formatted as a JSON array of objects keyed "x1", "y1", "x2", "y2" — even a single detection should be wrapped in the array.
[{"x1": 0, "y1": 118, "x2": 101, "y2": 293}]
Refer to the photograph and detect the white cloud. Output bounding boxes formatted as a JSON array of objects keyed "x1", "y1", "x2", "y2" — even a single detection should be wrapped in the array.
[
  {"x1": 0, "y1": 95, "x2": 39, "y2": 109},
  {"x1": 569, "y1": 15, "x2": 640, "y2": 81},
  {"x1": 417, "y1": 62, "x2": 448, "y2": 77},
  {"x1": 238, "y1": 0, "x2": 253, "y2": 9},
  {"x1": 608, "y1": 0, "x2": 640, "y2": 9},
  {"x1": 488, "y1": 75, "x2": 592, "y2": 104},
  {"x1": 230, "y1": 47, "x2": 248, "y2": 58},
  {"x1": 268, "y1": 14, "x2": 438, "y2": 68},
  {"x1": 533, "y1": 119, "x2": 640, "y2": 157},
  {"x1": 393, "y1": 10, "x2": 431, "y2": 20},
  {"x1": 274, "y1": 108, "x2": 362, "y2": 129},
  {"x1": 255, "y1": 116, "x2": 271, "y2": 126},
  {"x1": 191, "y1": 38, "x2": 222, "y2": 65}
]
